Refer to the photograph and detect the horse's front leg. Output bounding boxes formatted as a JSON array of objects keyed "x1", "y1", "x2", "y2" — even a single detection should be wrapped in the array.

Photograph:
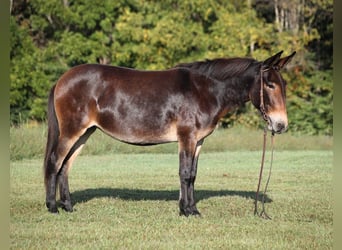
[
  {"x1": 187, "y1": 139, "x2": 204, "y2": 216},
  {"x1": 178, "y1": 135, "x2": 201, "y2": 216}
]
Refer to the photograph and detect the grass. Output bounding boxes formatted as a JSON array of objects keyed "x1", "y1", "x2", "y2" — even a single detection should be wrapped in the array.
[
  {"x1": 10, "y1": 123, "x2": 332, "y2": 161},
  {"x1": 10, "y1": 151, "x2": 332, "y2": 249}
]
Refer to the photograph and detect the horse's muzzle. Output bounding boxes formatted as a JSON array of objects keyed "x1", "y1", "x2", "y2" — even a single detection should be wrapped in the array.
[{"x1": 267, "y1": 112, "x2": 288, "y2": 134}]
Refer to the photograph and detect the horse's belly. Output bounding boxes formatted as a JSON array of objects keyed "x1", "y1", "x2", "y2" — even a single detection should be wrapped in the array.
[
  {"x1": 106, "y1": 130, "x2": 178, "y2": 145},
  {"x1": 97, "y1": 119, "x2": 179, "y2": 145}
]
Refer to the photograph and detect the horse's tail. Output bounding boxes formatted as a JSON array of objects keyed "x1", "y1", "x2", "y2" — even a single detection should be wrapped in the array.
[{"x1": 43, "y1": 85, "x2": 59, "y2": 187}]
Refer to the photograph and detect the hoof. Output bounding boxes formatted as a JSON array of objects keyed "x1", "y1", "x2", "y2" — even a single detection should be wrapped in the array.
[
  {"x1": 191, "y1": 210, "x2": 201, "y2": 216},
  {"x1": 46, "y1": 202, "x2": 58, "y2": 214},
  {"x1": 60, "y1": 201, "x2": 73, "y2": 212},
  {"x1": 47, "y1": 204, "x2": 59, "y2": 214},
  {"x1": 179, "y1": 207, "x2": 201, "y2": 217}
]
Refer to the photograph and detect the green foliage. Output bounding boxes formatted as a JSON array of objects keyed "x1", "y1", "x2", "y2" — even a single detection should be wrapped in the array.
[
  {"x1": 10, "y1": 0, "x2": 333, "y2": 135},
  {"x1": 11, "y1": 17, "x2": 48, "y2": 122},
  {"x1": 287, "y1": 69, "x2": 333, "y2": 135}
]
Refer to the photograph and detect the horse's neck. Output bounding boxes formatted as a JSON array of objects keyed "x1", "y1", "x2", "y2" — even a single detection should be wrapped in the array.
[{"x1": 212, "y1": 72, "x2": 254, "y2": 111}]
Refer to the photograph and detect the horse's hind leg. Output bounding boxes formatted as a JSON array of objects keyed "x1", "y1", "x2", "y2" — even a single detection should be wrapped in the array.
[
  {"x1": 45, "y1": 136, "x2": 80, "y2": 213},
  {"x1": 57, "y1": 145, "x2": 83, "y2": 212},
  {"x1": 45, "y1": 126, "x2": 93, "y2": 213},
  {"x1": 57, "y1": 127, "x2": 96, "y2": 212}
]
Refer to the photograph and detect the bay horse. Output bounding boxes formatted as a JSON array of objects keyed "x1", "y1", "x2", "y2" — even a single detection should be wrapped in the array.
[{"x1": 44, "y1": 51, "x2": 295, "y2": 216}]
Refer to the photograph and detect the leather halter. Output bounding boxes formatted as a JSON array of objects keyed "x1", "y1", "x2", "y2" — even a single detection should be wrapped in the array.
[
  {"x1": 254, "y1": 67, "x2": 275, "y2": 219},
  {"x1": 259, "y1": 67, "x2": 270, "y2": 123}
]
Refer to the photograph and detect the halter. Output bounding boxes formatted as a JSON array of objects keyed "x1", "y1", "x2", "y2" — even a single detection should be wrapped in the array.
[
  {"x1": 254, "y1": 66, "x2": 275, "y2": 219},
  {"x1": 259, "y1": 67, "x2": 270, "y2": 123}
]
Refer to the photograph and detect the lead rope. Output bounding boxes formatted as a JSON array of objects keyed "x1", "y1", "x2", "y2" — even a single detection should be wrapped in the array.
[
  {"x1": 261, "y1": 132, "x2": 274, "y2": 219},
  {"x1": 254, "y1": 128, "x2": 274, "y2": 219},
  {"x1": 254, "y1": 67, "x2": 275, "y2": 219}
]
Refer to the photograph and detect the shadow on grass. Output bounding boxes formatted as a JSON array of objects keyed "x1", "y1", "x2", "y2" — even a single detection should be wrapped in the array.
[{"x1": 70, "y1": 188, "x2": 272, "y2": 205}]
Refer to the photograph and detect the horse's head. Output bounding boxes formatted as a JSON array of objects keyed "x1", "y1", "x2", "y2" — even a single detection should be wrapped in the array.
[{"x1": 250, "y1": 51, "x2": 296, "y2": 134}]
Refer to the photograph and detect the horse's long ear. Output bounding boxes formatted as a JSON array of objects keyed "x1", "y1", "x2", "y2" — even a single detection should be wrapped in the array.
[
  {"x1": 262, "y1": 51, "x2": 283, "y2": 69},
  {"x1": 274, "y1": 51, "x2": 296, "y2": 70}
]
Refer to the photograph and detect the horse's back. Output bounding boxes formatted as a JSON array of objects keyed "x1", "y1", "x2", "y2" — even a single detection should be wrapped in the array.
[
  {"x1": 52, "y1": 64, "x2": 204, "y2": 144},
  {"x1": 54, "y1": 64, "x2": 193, "y2": 94}
]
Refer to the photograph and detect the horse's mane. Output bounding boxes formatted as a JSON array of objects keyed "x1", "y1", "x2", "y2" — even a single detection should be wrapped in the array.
[{"x1": 175, "y1": 58, "x2": 258, "y2": 81}]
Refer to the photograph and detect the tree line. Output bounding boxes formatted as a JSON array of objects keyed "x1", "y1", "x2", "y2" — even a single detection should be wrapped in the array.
[{"x1": 10, "y1": 0, "x2": 333, "y2": 135}]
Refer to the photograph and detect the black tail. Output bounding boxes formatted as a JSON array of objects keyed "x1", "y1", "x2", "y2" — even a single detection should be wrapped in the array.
[{"x1": 43, "y1": 85, "x2": 59, "y2": 187}]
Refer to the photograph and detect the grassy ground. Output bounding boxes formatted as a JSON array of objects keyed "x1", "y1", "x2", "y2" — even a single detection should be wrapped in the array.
[
  {"x1": 10, "y1": 123, "x2": 332, "y2": 160},
  {"x1": 10, "y1": 150, "x2": 332, "y2": 249}
]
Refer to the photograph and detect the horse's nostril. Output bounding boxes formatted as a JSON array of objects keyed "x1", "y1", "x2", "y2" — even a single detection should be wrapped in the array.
[
  {"x1": 276, "y1": 122, "x2": 286, "y2": 133},
  {"x1": 277, "y1": 123, "x2": 284, "y2": 130}
]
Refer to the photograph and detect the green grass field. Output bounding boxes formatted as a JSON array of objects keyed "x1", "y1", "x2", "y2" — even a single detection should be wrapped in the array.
[
  {"x1": 11, "y1": 149, "x2": 332, "y2": 249},
  {"x1": 10, "y1": 124, "x2": 332, "y2": 160}
]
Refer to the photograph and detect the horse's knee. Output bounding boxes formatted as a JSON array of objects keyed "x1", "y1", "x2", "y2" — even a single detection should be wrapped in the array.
[{"x1": 179, "y1": 167, "x2": 191, "y2": 180}]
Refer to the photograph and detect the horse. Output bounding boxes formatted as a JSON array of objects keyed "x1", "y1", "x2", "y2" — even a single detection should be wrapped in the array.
[{"x1": 44, "y1": 51, "x2": 295, "y2": 216}]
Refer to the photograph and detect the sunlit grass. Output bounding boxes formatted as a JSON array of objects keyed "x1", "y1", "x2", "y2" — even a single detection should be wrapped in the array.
[
  {"x1": 11, "y1": 151, "x2": 332, "y2": 249},
  {"x1": 10, "y1": 123, "x2": 332, "y2": 161}
]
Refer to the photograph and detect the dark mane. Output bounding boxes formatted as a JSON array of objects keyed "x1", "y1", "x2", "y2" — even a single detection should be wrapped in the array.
[{"x1": 175, "y1": 58, "x2": 259, "y2": 81}]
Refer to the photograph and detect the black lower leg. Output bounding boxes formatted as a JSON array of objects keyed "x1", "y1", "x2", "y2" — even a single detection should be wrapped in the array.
[
  {"x1": 187, "y1": 139, "x2": 203, "y2": 216},
  {"x1": 188, "y1": 177, "x2": 200, "y2": 216},
  {"x1": 58, "y1": 173, "x2": 73, "y2": 212},
  {"x1": 46, "y1": 174, "x2": 58, "y2": 213},
  {"x1": 178, "y1": 135, "x2": 201, "y2": 216},
  {"x1": 179, "y1": 176, "x2": 190, "y2": 216}
]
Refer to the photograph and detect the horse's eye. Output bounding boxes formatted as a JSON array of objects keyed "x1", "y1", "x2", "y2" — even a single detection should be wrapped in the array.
[{"x1": 265, "y1": 82, "x2": 275, "y2": 89}]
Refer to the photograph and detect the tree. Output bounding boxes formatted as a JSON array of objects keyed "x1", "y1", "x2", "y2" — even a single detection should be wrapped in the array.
[
  {"x1": 254, "y1": 0, "x2": 332, "y2": 70},
  {"x1": 10, "y1": 0, "x2": 333, "y2": 135}
]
